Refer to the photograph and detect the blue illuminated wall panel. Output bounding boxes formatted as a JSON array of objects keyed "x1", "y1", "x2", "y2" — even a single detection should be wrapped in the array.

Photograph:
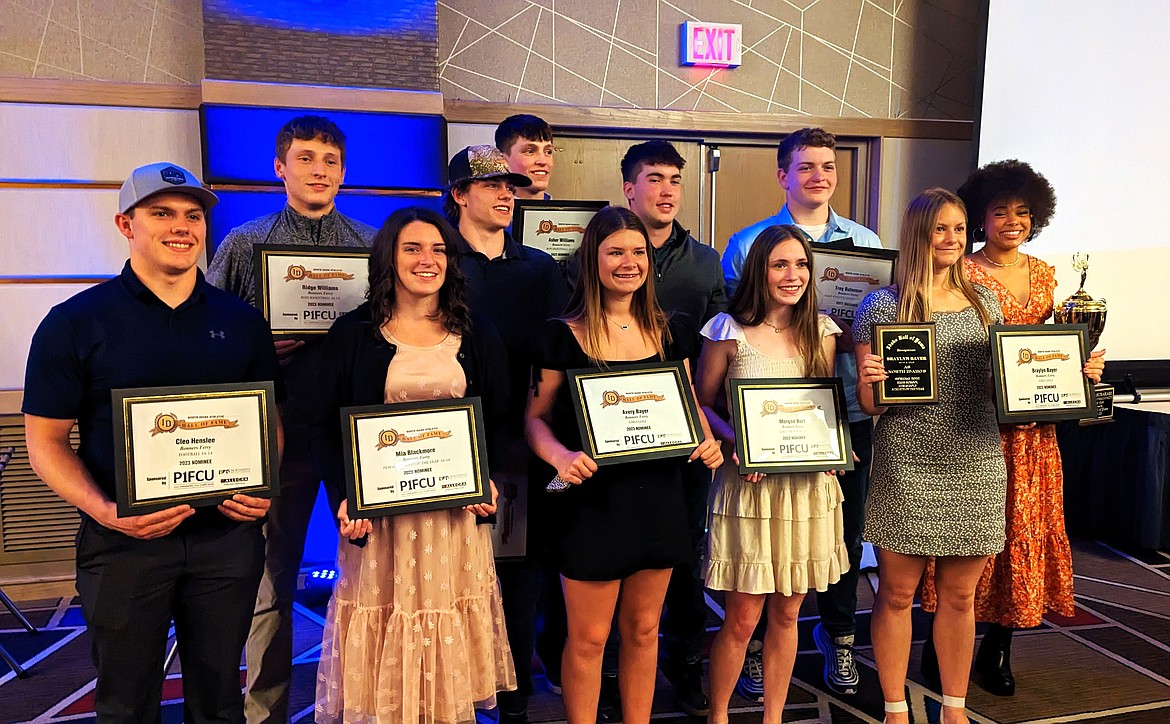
[
  {"x1": 207, "y1": 190, "x2": 443, "y2": 259},
  {"x1": 201, "y1": 105, "x2": 446, "y2": 189}
]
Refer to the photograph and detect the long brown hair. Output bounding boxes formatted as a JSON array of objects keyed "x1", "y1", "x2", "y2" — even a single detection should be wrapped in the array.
[
  {"x1": 367, "y1": 206, "x2": 472, "y2": 335},
  {"x1": 729, "y1": 224, "x2": 831, "y2": 377},
  {"x1": 894, "y1": 188, "x2": 991, "y2": 326},
  {"x1": 564, "y1": 206, "x2": 670, "y2": 365}
]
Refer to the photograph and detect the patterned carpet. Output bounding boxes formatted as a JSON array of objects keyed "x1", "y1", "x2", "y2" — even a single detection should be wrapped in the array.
[{"x1": 3, "y1": 539, "x2": 1170, "y2": 723}]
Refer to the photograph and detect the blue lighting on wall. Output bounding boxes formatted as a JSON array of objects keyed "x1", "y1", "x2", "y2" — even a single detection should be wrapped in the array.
[
  {"x1": 214, "y1": 0, "x2": 435, "y2": 36},
  {"x1": 201, "y1": 105, "x2": 446, "y2": 189}
]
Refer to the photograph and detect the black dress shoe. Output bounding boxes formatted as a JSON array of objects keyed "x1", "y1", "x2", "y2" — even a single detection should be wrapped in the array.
[{"x1": 973, "y1": 626, "x2": 1016, "y2": 696}]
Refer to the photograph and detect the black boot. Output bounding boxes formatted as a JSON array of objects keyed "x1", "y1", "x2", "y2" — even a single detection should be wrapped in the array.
[
  {"x1": 973, "y1": 624, "x2": 1016, "y2": 696},
  {"x1": 665, "y1": 657, "x2": 710, "y2": 717},
  {"x1": 920, "y1": 627, "x2": 941, "y2": 692}
]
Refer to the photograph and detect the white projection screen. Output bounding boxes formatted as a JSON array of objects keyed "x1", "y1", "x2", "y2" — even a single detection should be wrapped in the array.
[{"x1": 979, "y1": 0, "x2": 1170, "y2": 362}]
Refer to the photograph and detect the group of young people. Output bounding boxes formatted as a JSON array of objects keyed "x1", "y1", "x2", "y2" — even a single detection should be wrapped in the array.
[{"x1": 21, "y1": 112, "x2": 1105, "y2": 724}]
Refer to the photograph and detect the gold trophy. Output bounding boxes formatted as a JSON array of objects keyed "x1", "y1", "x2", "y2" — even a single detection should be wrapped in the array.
[{"x1": 1053, "y1": 253, "x2": 1112, "y2": 421}]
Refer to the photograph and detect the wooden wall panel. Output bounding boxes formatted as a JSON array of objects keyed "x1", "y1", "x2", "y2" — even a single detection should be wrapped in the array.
[
  {"x1": 0, "y1": 189, "x2": 128, "y2": 276},
  {"x1": 0, "y1": 104, "x2": 201, "y2": 181}
]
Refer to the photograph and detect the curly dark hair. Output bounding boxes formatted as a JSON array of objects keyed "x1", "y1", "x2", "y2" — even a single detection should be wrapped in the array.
[
  {"x1": 956, "y1": 159, "x2": 1057, "y2": 242},
  {"x1": 367, "y1": 206, "x2": 472, "y2": 336}
]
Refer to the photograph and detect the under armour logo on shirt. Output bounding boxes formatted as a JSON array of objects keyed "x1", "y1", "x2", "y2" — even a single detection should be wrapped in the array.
[{"x1": 210, "y1": 330, "x2": 225, "y2": 339}]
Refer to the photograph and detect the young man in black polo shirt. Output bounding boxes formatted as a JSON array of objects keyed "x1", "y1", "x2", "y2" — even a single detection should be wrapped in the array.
[
  {"x1": 206, "y1": 115, "x2": 375, "y2": 724},
  {"x1": 621, "y1": 140, "x2": 728, "y2": 716},
  {"x1": 445, "y1": 145, "x2": 568, "y2": 724},
  {"x1": 23, "y1": 163, "x2": 280, "y2": 723}
]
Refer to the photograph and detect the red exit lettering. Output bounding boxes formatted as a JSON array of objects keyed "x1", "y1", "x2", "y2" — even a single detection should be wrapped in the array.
[{"x1": 694, "y1": 26, "x2": 736, "y2": 61}]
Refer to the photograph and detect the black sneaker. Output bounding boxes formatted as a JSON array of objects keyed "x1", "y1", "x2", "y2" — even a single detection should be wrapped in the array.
[
  {"x1": 597, "y1": 673, "x2": 622, "y2": 723},
  {"x1": 735, "y1": 640, "x2": 764, "y2": 702},
  {"x1": 813, "y1": 622, "x2": 859, "y2": 695},
  {"x1": 665, "y1": 659, "x2": 710, "y2": 717}
]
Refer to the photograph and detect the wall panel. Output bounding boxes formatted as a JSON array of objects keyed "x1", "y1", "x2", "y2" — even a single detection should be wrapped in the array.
[
  {"x1": 0, "y1": 104, "x2": 201, "y2": 181},
  {"x1": 0, "y1": 189, "x2": 128, "y2": 275},
  {"x1": 0, "y1": 284, "x2": 103, "y2": 391},
  {"x1": 877, "y1": 137, "x2": 973, "y2": 246}
]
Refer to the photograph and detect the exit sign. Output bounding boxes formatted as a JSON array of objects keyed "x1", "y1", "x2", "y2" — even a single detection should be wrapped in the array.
[{"x1": 681, "y1": 21, "x2": 743, "y2": 68}]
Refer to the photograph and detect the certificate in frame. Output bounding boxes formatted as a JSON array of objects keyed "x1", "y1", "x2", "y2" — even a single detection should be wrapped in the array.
[
  {"x1": 567, "y1": 361, "x2": 703, "y2": 465},
  {"x1": 341, "y1": 397, "x2": 491, "y2": 518},
  {"x1": 873, "y1": 322, "x2": 938, "y2": 405},
  {"x1": 989, "y1": 323, "x2": 1094, "y2": 423},
  {"x1": 728, "y1": 377, "x2": 854, "y2": 474},
  {"x1": 513, "y1": 200, "x2": 607, "y2": 268},
  {"x1": 112, "y1": 382, "x2": 279, "y2": 517},
  {"x1": 252, "y1": 244, "x2": 370, "y2": 337},
  {"x1": 814, "y1": 241, "x2": 898, "y2": 325}
]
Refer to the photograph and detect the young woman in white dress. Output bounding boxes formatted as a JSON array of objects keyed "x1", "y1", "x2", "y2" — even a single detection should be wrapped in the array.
[{"x1": 696, "y1": 225, "x2": 850, "y2": 724}]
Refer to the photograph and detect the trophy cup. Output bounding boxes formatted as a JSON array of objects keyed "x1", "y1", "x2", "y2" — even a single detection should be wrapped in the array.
[{"x1": 1053, "y1": 253, "x2": 1112, "y2": 421}]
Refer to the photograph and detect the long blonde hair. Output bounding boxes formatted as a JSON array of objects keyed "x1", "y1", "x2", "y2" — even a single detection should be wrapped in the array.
[
  {"x1": 564, "y1": 206, "x2": 670, "y2": 365},
  {"x1": 894, "y1": 188, "x2": 992, "y2": 326},
  {"x1": 728, "y1": 224, "x2": 831, "y2": 377}
]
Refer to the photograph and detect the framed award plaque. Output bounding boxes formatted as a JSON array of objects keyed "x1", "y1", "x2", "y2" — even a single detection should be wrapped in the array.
[
  {"x1": 252, "y1": 244, "x2": 370, "y2": 336},
  {"x1": 567, "y1": 361, "x2": 703, "y2": 465},
  {"x1": 112, "y1": 382, "x2": 280, "y2": 516},
  {"x1": 872, "y1": 322, "x2": 938, "y2": 405},
  {"x1": 341, "y1": 397, "x2": 492, "y2": 518},
  {"x1": 513, "y1": 200, "x2": 607, "y2": 268},
  {"x1": 989, "y1": 324, "x2": 1094, "y2": 423},
  {"x1": 728, "y1": 377, "x2": 854, "y2": 474},
  {"x1": 814, "y1": 241, "x2": 898, "y2": 325}
]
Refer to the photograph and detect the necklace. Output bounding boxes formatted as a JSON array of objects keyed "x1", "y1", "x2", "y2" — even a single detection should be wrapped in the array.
[
  {"x1": 761, "y1": 319, "x2": 792, "y2": 334},
  {"x1": 608, "y1": 317, "x2": 632, "y2": 331},
  {"x1": 980, "y1": 247, "x2": 1022, "y2": 268}
]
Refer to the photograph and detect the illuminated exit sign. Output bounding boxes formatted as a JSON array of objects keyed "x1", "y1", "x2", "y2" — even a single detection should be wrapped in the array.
[{"x1": 681, "y1": 21, "x2": 743, "y2": 67}]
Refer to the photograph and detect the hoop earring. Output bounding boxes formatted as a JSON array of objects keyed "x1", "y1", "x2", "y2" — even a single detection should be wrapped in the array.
[{"x1": 972, "y1": 226, "x2": 986, "y2": 243}]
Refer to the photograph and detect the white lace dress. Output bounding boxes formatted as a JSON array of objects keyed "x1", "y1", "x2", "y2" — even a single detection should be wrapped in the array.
[{"x1": 702, "y1": 313, "x2": 850, "y2": 596}]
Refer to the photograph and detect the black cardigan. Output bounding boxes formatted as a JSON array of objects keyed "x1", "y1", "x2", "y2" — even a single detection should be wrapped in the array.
[{"x1": 310, "y1": 302, "x2": 511, "y2": 506}]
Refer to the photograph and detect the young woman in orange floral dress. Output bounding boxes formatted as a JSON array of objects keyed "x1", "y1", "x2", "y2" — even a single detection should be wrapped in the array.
[{"x1": 924, "y1": 161, "x2": 1105, "y2": 697}]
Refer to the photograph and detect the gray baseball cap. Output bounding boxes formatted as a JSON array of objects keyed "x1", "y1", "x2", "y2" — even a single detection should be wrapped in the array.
[{"x1": 118, "y1": 162, "x2": 218, "y2": 214}]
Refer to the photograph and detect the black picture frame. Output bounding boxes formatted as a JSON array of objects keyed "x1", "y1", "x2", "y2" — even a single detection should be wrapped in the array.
[
  {"x1": 111, "y1": 382, "x2": 279, "y2": 516},
  {"x1": 814, "y1": 242, "x2": 898, "y2": 325},
  {"x1": 513, "y1": 199, "x2": 607, "y2": 269},
  {"x1": 252, "y1": 244, "x2": 371, "y2": 337},
  {"x1": 728, "y1": 377, "x2": 854, "y2": 474},
  {"x1": 989, "y1": 323, "x2": 1094, "y2": 423},
  {"x1": 341, "y1": 397, "x2": 492, "y2": 518},
  {"x1": 567, "y1": 361, "x2": 703, "y2": 466}
]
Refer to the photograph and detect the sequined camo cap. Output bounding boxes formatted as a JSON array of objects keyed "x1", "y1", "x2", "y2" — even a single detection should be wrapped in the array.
[{"x1": 447, "y1": 144, "x2": 532, "y2": 188}]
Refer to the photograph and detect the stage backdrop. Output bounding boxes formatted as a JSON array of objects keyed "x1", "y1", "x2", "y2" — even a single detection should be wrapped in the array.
[{"x1": 979, "y1": 0, "x2": 1170, "y2": 362}]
